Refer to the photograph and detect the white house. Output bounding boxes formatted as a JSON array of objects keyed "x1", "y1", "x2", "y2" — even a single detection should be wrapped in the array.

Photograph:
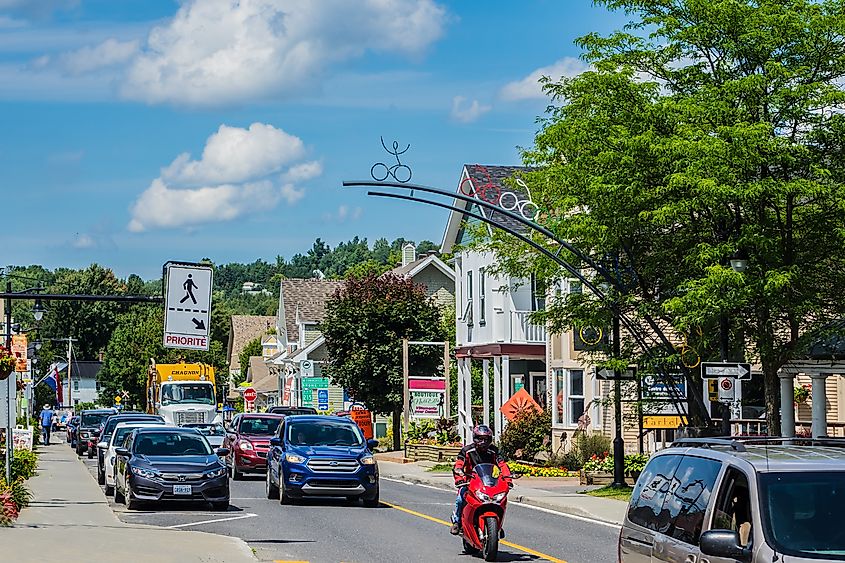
[{"x1": 442, "y1": 164, "x2": 548, "y2": 440}]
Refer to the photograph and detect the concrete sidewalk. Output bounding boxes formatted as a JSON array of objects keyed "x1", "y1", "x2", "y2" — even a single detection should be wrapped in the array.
[
  {"x1": 0, "y1": 442, "x2": 257, "y2": 563},
  {"x1": 377, "y1": 457, "x2": 626, "y2": 526}
]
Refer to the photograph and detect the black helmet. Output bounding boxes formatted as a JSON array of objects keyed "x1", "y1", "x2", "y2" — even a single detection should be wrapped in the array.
[{"x1": 472, "y1": 424, "x2": 493, "y2": 452}]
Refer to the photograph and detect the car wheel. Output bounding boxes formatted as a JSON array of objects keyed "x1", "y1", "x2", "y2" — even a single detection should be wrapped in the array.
[
  {"x1": 104, "y1": 483, "x2": 114, "y2": 496},
  {"x1": 125, "y1": 487, "x2": 141, "y2": 511},
  {"x1": 266, "y1": 469, "x2": 279, "y2": 500},
  {"x1": 280, "y1": 477, "x2": 293, "y2": 505},
  {"x1": 97, "y1": 466, "x2": 105, "y2": 485},
  {"x1": 211, "y1": 501, "x2": 229, "y2": 511},
  {"x1": 363, "y1": 486, "x2": 379, "y2": 508},
  {"x1": 87, "y1": 447, "x2": 94, "y2": 459},
  {"x1": 230, "y1": 460, "x2": 243, "y2": 481},
  {"x1": 114, "y1": 483, "x2": 125, "y2": 504},
  {"x1": 76, "y1": 445, "x2": 84, "y2": 456}
]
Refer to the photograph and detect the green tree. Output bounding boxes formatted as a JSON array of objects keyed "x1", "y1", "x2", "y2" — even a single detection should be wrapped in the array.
[
  {"x1": 480, "y1": 0, "x2": 845, "y2": 434},
  {"x1": 322, "y1": 274, "x2": 446, "y2": 449}
]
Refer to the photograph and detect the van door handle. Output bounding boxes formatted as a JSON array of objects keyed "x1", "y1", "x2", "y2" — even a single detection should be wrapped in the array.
[{"x1": 685, "y1": 555, "x2": 697, "y2": 563}]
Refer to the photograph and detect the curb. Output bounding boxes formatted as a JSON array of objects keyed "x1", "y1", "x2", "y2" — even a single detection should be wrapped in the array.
[{"x1": 383, "y1": 472, "x2": 623, "y2": 527}]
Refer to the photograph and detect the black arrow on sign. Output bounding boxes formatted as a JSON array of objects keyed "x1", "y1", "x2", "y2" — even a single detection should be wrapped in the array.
[{"x1": 192, "y1": 318, "x2": 205, "y2": 330}]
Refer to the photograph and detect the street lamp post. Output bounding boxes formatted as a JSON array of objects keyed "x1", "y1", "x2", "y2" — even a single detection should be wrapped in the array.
[{"x1": 719, "y1": 253, "x2": 748, "y2": 437}]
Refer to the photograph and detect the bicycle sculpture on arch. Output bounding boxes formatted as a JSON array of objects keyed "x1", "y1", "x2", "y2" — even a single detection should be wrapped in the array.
[
  {"x1": 371, "y1": 136, "x2": 412, "y2": 183},
  {"x1": 459, "y1": 164, "x2": 539, "y2": 221}
]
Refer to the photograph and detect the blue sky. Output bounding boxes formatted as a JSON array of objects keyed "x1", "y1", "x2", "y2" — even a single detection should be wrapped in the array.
[{"x1": 0, "y1": 0, "x2": 624, "y2": 279}]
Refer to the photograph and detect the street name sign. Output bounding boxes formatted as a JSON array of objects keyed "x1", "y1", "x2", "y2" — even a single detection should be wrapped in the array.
[
  {"x1": 596, "y1": 367, "x2": 637, "y2": 381},
  {"x1": 163, "y1": 262, "x2": 213, "y2": 351},
  {"x1": 701, "y1": 362, "x2": 751, "y2": 380}
]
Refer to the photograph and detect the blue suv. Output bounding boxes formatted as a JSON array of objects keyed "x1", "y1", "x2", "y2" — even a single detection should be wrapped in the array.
[{"x1": 266, "y1": 415, "x2": 380, "y2": 507}]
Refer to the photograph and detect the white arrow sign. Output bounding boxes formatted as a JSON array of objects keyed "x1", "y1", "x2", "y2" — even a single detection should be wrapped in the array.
[
  {"x1": 163, "y1": 262, "x2": 213, "y2": 351},
  {"x1": 701, "y1": 362, "x2": 751, "y2": 380}
]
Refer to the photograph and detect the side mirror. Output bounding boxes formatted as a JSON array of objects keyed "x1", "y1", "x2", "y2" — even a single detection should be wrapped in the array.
[
  {"x1": 97, "y1": 442, "x2": 108, "y2": 450},
  {"x1": 367, "y1": 439, "x2": 379, "y2": 450},
  {"x1": 215, "y1": 447, "x2": 230, "y2": 457},
  {"x1": 700, "y1": 530, "x2": 751, "y2": 561},
  {"x1": 269, "y1": 437, "x2": 282, "y2": 447},
  {"x1": 115, "y1": 447, "x2": 130, "y2": 458}
]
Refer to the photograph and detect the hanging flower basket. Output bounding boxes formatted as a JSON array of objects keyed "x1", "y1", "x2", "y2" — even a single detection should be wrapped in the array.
[
  {"x1": 0, "y1": 346, "x2": 15, "y2": 381},
  {"x1": 794, "y1": 384, "x2": 811, "y2": 405}
]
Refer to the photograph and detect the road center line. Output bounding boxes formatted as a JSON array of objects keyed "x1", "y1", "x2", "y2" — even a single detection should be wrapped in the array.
[
  {"x1": 166, "y1": 512, "x2": 257, "y2": 528},
  {"x1": 381, "y1": 476, "x2": 620, "y2": 530},
  {"x1": 382, "y1": 501, "x2": 568, "y2": 563}
]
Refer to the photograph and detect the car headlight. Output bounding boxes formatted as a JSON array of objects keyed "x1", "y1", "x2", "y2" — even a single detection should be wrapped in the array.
[
  {"x1": 285, "y1": 453, "x2": 306, "y2": 464},
  {"x1": 238, "y1": 441, "x2": 254, "y2": 451},
  {"x1": 130, "y1": 466, "x2": 160, "y2": 479},
  {"x1": 493, "y1": 492, "x2": 507, "y2": 503},
  {"x1": 360, "y1": 455, "x2": 376, "y2": 465},
  {"x1": 205, "y1": 467, "x2": 227, "y2": 478}
]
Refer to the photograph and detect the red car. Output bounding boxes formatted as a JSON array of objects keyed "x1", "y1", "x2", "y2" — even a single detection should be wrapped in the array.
[{"x1": 223, "y1": 413, "x2": 285, "y2": 480}]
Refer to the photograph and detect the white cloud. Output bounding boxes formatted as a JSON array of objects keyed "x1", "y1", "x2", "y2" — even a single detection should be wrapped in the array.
[
  {"x1": 129, "y1": 122, "x2": 319, "y2": 232},
  {"x1": 58, "y1": 38, "x2": 138, "y2": 75},
  {"x1": 323, "y1": 204, "x2": 362, "y2": 223},
  {"x1": 120, "y1": 0, "x2": 448, "y2": 106},
  {"x1": 72, "y1": 233, "x2": 94, "y2": 248},
  {"x1": 500, "y1": 57, "x2": 590, "y2": 101},
  {"x1": 162, "y1": 123, "x2": 306, "y2": 186},
  {"x1": 450, "y1": 95, "x2": 491, "y2": 123}
]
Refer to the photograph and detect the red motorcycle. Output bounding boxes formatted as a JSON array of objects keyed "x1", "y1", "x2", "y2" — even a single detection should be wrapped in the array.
[{"x1": 459, "y1": 463, "x2": 511, "y2": 561}]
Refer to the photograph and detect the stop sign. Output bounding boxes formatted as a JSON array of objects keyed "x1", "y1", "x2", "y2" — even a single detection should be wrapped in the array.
[{"x1": 243, "y1": 387, "x2": 257, "y2": 402}]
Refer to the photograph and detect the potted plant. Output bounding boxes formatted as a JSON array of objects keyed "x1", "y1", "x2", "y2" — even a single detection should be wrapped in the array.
[
  {"x1": 0, "y1": 347, "x2": 15, "y2": 381},
  {"x1": 794, "y1": 384, "x2": 811, "y2": 406},
  {"x1": 581, "y1": 452, "x2": 614, "y2": 485}
]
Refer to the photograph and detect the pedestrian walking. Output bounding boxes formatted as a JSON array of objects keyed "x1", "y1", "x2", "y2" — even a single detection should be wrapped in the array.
[{"x1": 40, "y1": 404, "x2": 54, "y2": 445}]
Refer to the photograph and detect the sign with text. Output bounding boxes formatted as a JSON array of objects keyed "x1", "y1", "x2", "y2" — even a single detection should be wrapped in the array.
[
  {"x1": 410, "y1": 390, "x2": 444, "y2": 418},
  {"x1": 11, "y1": 334, "x2": 27, "y2": 372},
  {"x1": 302, "y1": 377, "x2": 329, "y2": 390},
  {"x1": 643, "y1": 415, "x2": 686, "y2": 429},
  {"x1": 350, "y1": 409, "x2": 374, "y2": 440},
  {"x1": 163, "y1": 262, "x2": 213, "y2": 351},
  {"x1": 701, "y1": 362, "x2": 752, "y2": 380},
  {"x1": 243, "y1": 387, "x2": 257, "y2": 403},
  {"x1": 642, "y1": 373, "x2": 686, "y2": 400}
]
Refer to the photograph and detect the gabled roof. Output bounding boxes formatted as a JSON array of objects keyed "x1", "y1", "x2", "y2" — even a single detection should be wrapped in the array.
[
  {"x1": 390, "y1": 253, "x2": 455, "y2": 281},
  {"x1": 227, "y1": 315, "x2": 277, "y2": 366},
  {"x1": 441, "y1": 164, "x2": 531, "y2": 254},
  {"x1": 247, "y1": 355, "x2": 277, "y2": 394},
  {"x1": 279, "y1": 279, "x2": 344, "y2": 345},
  {"x1": 60, "y1": 360, "x2": 101, "y2": 379}
]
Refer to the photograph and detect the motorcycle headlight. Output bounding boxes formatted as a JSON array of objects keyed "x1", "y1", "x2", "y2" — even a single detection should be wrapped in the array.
[
  {"x1": 238, "y1": 441, "x2": 254, "y2": 451},
  {"x1": 476, "y1": 491, "x2": 492, "y2": 503},
  {"x1": 360, "y1": 455, "x2": 376, "y2": 465},
  {"x1": 130, "y1": 466, "x2": 160, "y2": 479},
  {"x1": 205, "y1": 467, "x2": 227, "y2": 478},
  {"x1": 493, "y1": 492, "x2": 508, "y2": 503},
  {"x1": 285, "y1": 453, "x2": 306, "y2": 464}
]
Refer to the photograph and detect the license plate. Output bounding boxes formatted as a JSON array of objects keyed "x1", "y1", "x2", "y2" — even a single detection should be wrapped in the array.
[{"x1": 173, "y1": 485, "x2": 192, "y2": 495}]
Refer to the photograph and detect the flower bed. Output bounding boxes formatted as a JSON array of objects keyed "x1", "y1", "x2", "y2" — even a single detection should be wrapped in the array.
[
  {"x1": 0, "y1": 448, "x2": 37, "y2": 526},
  {"x1": 508, "y1": 462, "x2": 578, "y2": 478},
  {"x1": 405, "y1": 442, "x2": 463, "y2": 463},
  {"x1": 580, "y1": 453, "x2": 650, "y2": 484}
]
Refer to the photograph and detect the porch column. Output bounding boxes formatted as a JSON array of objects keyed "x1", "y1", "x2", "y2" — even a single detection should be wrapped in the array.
[
  {"x1": 456, "y1": 358, "x2": 466, "y2": 441},
  {"x1": 493, "y1": 357, "x2": 503, "y2": 438},
  {"x1": 810, "y1": 372, "x2": 829, "y2": 438},
  {"x1": 779, "y1": 369, "x2": 796, "y2": 438},
  {"x1": 501, "y1": 355, "x2": 511, "y2": 416},
  {"x1": 482, "y1": 359, "x2": 490, "y2": 427}
]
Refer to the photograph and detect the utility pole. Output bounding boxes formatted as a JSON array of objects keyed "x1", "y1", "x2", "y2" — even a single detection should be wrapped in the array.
[
  {"x1": 67, "y1": 339, "x2": 73, "y2": 410},
  {"x1": 4, "y1": 280, "x2": 12, "y2": 484}
]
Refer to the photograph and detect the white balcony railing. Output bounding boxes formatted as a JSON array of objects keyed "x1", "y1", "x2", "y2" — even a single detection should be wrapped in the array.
[{"x1": 510, "y1": 310, "x2": 546, "y2": 343}]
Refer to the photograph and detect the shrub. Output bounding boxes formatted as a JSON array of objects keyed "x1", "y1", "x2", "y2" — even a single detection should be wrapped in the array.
[
  {"x1": 548, "y1": 451, "x2": 582, "y2": 471},
  {"x1": 498, "y1": 409, "x2": 551, "y2": 460},
  {"x1": 406, "y1": 418, "x2": 460, "y2": 446},
  {"x1": 12, "y1": 449, "x2": 37, "y2": 481},
  {"x1": 0, "y1": 490, "x2": 18, "y2": 526},
  {"x1": 573, "y1": 431, "x2": 612, "y2": 466}
]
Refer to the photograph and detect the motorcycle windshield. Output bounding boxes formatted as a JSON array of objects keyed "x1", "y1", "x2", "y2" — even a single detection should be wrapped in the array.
[{"x1": 474, "y1": 464, "x2": 500, "y2": 487}]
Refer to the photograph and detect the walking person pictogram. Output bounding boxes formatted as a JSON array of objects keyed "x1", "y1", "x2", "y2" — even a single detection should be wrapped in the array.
[{"x1": 180, "y1": 274, "x2": 198, "y2": 304}]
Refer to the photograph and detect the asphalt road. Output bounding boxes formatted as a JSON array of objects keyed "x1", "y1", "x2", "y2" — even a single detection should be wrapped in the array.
[{"x1": 77, "y1": 445, "x2": 618, "y2": 563}]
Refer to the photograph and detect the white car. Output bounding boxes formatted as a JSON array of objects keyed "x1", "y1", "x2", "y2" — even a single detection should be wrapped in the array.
[
  {"x1": 101, "y1": 421, "x2": 168, "y2": 496},
  {"x1": 182, "y1": 423, "x2": 226, "y2": 449}
]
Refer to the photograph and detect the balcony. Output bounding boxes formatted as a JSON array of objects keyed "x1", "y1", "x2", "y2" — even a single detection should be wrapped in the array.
[{"x1": 510, "y1": 310, "x2": 546, "y2": 343}]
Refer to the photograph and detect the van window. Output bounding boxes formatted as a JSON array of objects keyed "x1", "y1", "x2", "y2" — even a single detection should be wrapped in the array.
[
  {"x1": 627, "y1": 454, "x2": 683, "y2": 531},
  {"x1": 663, "y1": 456, "x2": 722, "y2": 545}
]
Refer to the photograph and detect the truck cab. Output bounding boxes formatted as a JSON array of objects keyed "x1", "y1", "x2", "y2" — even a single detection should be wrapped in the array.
[{"x1": 146, "y1": 362, "x2": 220, "y2": 426}]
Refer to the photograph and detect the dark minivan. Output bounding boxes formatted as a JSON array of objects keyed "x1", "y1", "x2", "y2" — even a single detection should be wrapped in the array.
[{"x1": 75, "y1": 409, "x2": 117, "y2": 456}]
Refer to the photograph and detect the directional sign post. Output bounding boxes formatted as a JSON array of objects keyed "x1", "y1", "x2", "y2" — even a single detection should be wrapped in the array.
[
  {"x1": 596, "y1": 367, "x2": 637, "y2": 381},
  {"x1": 163, "y1": 262, "x2": 213, "y2": 351},
  {"x1": 701, "y1": 362, "x2": 752, "y2": 380},
  {"x1": 718, "y1": 377, "x2": 735, "y2": 403}
]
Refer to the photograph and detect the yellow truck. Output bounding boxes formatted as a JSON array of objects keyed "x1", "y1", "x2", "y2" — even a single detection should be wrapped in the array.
[{"x1": 146, "y1": 361, "x2": 220, "y2": 426}]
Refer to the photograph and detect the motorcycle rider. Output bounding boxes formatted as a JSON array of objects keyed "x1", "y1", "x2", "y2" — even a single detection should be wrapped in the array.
[{"x1": 450, "y1": 424, "x2": 512, "y2": 535}]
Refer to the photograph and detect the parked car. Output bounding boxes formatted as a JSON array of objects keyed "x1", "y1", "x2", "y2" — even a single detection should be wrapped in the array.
[
  {"x1": 114, "y1": 427, "x2": 229, "y2": 511},
  {"x1": 223, "y1": 414, "x2": 285, "y2": 480},
  {"x1": 267, "y1": 406, "x2": 317, "y2": 416},
  {"x1": 95, "y1": 413, "x2": 165, "y2": 485},
  {"x1": 183, "y1": 423, "x2": 226, "y2": 448},
  {"x1": 618, "y1": 437, "x2": 845, "y2": 563},
  {"x1": 75, "y1": 409, "x2": 117, "y2": 456},
  {"x1": 103, "y1": 421, "x2": 167, "y2": 496},
  {"x1": 66, "y1": 415, "x2": 80, "y2": 446},
  {"x1": 266, "y1": 415, "x2": 380, "y2": 506}
]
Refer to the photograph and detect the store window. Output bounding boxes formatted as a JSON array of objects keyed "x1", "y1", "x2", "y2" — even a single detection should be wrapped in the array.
[{"x1": 568, "y1": 369, "x2": 585, "y2": 425}]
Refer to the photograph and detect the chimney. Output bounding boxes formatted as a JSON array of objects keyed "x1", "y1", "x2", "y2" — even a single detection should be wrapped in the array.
[{"x1": 402, "y1": 243, "x2": 416, "y2": 267}]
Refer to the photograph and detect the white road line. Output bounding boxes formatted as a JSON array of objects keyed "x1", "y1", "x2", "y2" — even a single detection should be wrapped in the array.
[
  {"x1": 381, "y1": 477, "x2": 621, "y2": 530},
  {"x1": 166, "y1": 512, "x2": 257, "y2": 528}
]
